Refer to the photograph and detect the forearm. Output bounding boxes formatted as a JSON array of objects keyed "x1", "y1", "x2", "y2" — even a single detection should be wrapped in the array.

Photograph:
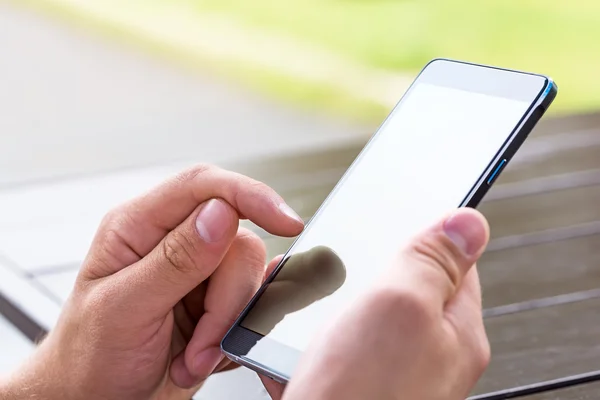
[{"x1": 0, "y1": 348, "x2": 202, "y2": 400}]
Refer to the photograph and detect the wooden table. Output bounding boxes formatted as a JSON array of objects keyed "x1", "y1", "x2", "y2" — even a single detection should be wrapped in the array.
[{"x1": 230, "y1": 111, "x2": 600, "y2": 399}]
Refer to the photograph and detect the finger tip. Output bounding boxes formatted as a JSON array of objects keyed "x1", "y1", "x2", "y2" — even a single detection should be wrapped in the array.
[
  {"x1": 185, "y1": 346, "x2": 224, "y2": 380},
  {"x1": 290, "y1": 218, "x2": 306, "y2": 234},
  {"x1": 265, "y1": 223, "x2": 304, "y2": 239},
  {"x1": 268, "y1": 254, "x2": 284, "y2": 268},
  {"x1": 265, "y1": 255, "x2": 285, "y2": 279},
  {"x1": 450, "y1": 208, "x2": 489, "y2": 236},
  {"x1": 278, "y1": 203, "x2": 304, "y2": 226},
  {"x1": 444, "y1": 209, "x2": 490, "y2": 256},
  {"x1": 170, "y1": 353, "x2": 200, "y2": 389}
]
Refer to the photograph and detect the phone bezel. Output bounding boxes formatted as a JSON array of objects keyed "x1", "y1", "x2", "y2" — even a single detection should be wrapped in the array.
[{"x1": 221, "y1": 58, "x2": 558, "y2": 385}]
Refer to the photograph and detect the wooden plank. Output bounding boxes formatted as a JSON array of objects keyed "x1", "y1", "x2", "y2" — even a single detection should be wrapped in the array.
[
  {"x1": 480, "y1": 234, "x2": 600, "y2": 309},
  {"x1": 469, "y1": 372, "x2": 600, "y2": 400},
  {"x1": 480, "y1": 185, "x2": 600, "y2": 238},
  {"x1": 472, "y1": 298, "x2": 600, "y2": 395},
  {"x1": 501, "y1": 141, "x2": 600, "y2": 184},
  {"x1": 520, "y1": 381, "x2": 600, "y2": 399},
  {"x1": 530, "y1": 112, "x2": 600, "y2": 137},
  {"x1": 487, "y1": 169, "x2": 600, "y2": 202},
  {"x1": 486, "y1": 221, "x2": 600, "y2": 253}
]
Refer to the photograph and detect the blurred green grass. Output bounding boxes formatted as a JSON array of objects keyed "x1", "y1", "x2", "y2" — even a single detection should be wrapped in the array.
[{"x1": 185, "y1": 0, "x2": 600, "y2": 114}]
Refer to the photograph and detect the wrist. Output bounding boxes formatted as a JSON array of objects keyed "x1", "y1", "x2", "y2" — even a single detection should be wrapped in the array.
[{"x1": 0, "y1": 338, "x2": 70, "y2": 399}]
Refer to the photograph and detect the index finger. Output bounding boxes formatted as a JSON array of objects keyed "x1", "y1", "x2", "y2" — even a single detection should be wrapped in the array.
[{"x1": 90, "y1": 164, "x2": 304, "y2": 269}]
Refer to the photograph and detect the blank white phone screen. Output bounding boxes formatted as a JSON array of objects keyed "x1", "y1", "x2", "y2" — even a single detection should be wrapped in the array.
[{"x1": 241, "y1": 82, "x2": 530, "y2": 352}]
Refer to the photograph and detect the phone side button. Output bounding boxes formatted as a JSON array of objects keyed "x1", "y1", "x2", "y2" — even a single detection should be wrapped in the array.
[{"x1": 487, "y1": 158, "x2": 507, "y2": 186}]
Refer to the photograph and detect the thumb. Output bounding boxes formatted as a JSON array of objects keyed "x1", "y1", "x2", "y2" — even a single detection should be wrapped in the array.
[
  {"x1": 118, "y1": 198, "x2": 239, "y2": 314},
  {"x1": 390, "y1": 208, "x2": 489, "y2": 308}
]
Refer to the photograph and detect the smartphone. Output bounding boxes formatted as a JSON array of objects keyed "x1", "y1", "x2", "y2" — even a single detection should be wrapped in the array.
[{"x1": 221, "y1": 58, "x2": 557, "y2": 383}]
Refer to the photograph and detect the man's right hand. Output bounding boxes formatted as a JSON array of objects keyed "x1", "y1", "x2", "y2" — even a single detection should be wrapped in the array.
[{"x1": 262, "y1": 208, "x2": 491, "y2": 400}]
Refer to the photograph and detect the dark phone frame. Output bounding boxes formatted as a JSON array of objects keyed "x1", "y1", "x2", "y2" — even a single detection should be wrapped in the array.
[{"x1": 221, "y1": 58, "x2": 558, "y2": 390}]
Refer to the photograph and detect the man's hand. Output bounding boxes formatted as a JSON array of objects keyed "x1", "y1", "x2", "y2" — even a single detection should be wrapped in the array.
[
  {"x1": 262, "y1": 208, "x2": 490, "y2": 400},
  {"x1": 2, "y1": 165, "x2": 303, "y2": 400}
]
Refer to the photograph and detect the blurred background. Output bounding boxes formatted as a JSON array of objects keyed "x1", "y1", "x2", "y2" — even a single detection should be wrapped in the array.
[{"x1": 2, "y1": 0, "x2": 600, "y2": 399}]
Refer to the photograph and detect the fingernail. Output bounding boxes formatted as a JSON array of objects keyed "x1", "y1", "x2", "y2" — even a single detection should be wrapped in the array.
[
  {"x1": 443, "y1": 210, "x2": 488, "y2": 256},
  {"x1": 196, "y1": 199, "x2": 231, "y2": 243},
  {"x1": 279, "y1": 203, "x2": 303, "y2": 224},
  {"x1": 193, "y1": 347, "x2": 224, "y2": 378}
]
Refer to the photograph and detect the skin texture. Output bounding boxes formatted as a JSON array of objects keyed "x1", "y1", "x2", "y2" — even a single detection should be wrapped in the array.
[{"x1": 0, "y1": 165, "x2": 491, "y2": 400}]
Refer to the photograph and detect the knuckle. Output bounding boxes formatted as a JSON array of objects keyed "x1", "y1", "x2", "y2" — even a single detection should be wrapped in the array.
[
  {"x1": 231, "y1": 228, "x2": 267, "y2": 272},
  {"x1": 177, "y1": 163, "x2": 215, "y2": 183},
  {"x1": 234, "y1": 178, "x2": 272, "y2": 211},
  {"x1": 473, "y1": 334, "x2": 492, "y2": 373},
  {"x1": 98, "y1": 205, "x2": 136, "y2": 244},
  {"x1": 235, "y1": 228, "x2": 266, "y2": 254},
  {"x1": 246, "y1": 179, "x2": 270, "y2": 193},
  {"x1": 408, "y1": 234, "x2": 461, "y2": 289},
  {"x1": 83, "y1": 206, "x2": 135, "y2": 280},
  {"x1": 161, "y1": 231, "x2": 198, "y2": 275},
  {"x1": 100, "y1": 206, "x2": 126, "y2": 232}
]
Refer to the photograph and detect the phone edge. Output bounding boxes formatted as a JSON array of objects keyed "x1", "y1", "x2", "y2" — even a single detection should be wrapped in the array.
[{"x1": 461, "y1": 78, "x2": 557, "y2": 208}]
